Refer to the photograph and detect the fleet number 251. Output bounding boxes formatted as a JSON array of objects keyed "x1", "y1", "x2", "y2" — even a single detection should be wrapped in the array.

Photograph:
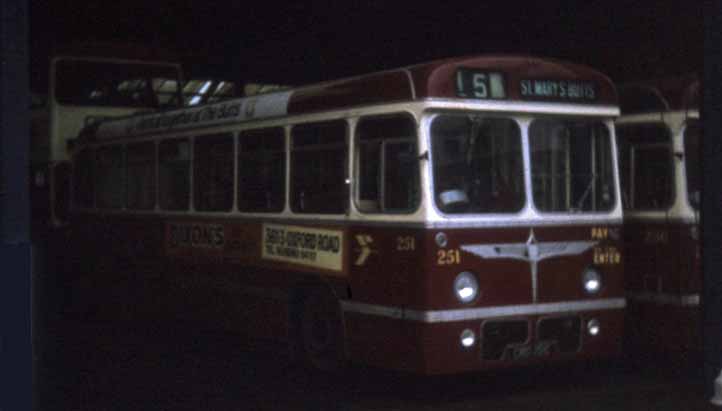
[{"x1": 437, "y1": 249, "x2": 461, "y2": 265}]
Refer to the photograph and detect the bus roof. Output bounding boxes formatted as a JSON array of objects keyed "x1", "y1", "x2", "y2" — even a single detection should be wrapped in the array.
[
  {"x1": 291, "y1": 55, "x2": 617, "y2": 111},
  {"x1": 619, "y1": 74, "x2": 699, "y2": 115},
  {"x1": 88, "y1": 55, "x2": 618, "y2": 141}
]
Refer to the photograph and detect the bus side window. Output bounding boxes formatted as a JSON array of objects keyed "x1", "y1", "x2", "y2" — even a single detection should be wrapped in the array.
[
  {"x1": 159, "y1": 139, "x2": 191, "y2": 211},
  {"x1": 616, "y1": 123, "x2": 673, "y2": 210},
  {"x1": 238, "y1": 127, "x2": 285, "y2": 213},
  {"x1": 291, "y1": 120, "x2": 348, "y2": 214},
  {"x1": 355, "y1": 114, "x2": 418, "y2": 213},
  {"x1": 73, "y1": 148, "x2": 95, "y2": 209},
  {"x1": 95, "y1": 146, "x2": 125, "y2": 209},
  {"x1": 383, "y1": 141, "x2": 419, "y2": 211},
  {"x1": 126, "y1": 142, "x2": 157, "y2": 210},
  {"x1": 194, "y1": 133, "x2": 234, "y2": 212},
  {"x1": 53, "y1": 162, "x2": 71, "y2": 223}
]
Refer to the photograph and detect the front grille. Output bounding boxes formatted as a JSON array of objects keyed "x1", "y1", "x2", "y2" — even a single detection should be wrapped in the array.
[
  {"x1": 537, "y1": 316, "x2": 581, "y2": 354},
  {"x1": 481, "y1": 320, "x2": 529, "y2": 360}
]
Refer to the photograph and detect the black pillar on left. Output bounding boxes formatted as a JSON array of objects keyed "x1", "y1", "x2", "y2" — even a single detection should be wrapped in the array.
[
  {"x1": 703, "y1": 0, "x2": 722, "y2": 402},
  {"x1": 0, "y1": 0, "x2": 32, "y2": 410}
]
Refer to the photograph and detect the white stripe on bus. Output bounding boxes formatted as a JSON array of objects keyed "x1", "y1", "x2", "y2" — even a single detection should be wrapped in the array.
[
  {"x1": 627, "y1": 292, "x2": 700, "y2": 307},
  {"x1": 340, "y1": 298, "x2": 626, "y2": 323}
]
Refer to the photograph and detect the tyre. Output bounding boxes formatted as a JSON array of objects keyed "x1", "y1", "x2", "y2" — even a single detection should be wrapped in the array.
[{"x1": 299, "y1": 287, "x2": 346, "y2": 373}]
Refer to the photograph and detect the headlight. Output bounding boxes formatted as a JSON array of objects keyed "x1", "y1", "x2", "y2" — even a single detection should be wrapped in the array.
[
  {"x1": 460, "y1": 329, "x2": 476, "y2": 348},
  {"x1": 453, "y1": 271, "x2": 479, "y2": 303},
  {"x1": 582, "y1": 267, "x2": 602, "y2": 294}
]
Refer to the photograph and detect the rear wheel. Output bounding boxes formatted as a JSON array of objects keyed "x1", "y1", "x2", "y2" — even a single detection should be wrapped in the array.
[{"x1": 299, "y1": 288, "x2": 346, "y2": 373}]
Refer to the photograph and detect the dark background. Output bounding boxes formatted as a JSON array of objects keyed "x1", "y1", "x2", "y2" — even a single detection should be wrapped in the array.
[{"x1": 29, "y1": 0, "x2": 703, "y2": 91}]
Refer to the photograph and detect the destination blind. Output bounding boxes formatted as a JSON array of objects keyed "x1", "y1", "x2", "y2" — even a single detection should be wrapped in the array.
[
  {"x1": 455, "y1": 69, "x2": 506, "y2": 99},
  {"x1": 520, "y1": 79, "x2": 597, "y2": 101}
]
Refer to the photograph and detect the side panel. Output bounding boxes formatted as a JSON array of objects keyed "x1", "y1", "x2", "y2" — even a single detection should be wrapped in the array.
[
  {"x1": 69, "y1": 214, "x2": 350, "y2": 340},
  {"x1": 623, "y1": 219, "x2": 701, "y2": 353},
  {"x1": 69, "y1": 213, "x2": 625, "y2": 374}
]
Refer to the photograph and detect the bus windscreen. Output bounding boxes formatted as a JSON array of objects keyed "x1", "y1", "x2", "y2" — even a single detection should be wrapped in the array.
[{"x1": 530, "y1": 120, "x2": 615, "y2": 213}]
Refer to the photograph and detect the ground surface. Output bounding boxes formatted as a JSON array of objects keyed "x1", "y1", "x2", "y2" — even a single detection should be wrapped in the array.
[{"x1": 34, "y1": 297, "x2": 718, "y2": 411}]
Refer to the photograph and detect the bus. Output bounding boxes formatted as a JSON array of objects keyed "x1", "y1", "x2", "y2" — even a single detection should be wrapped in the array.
[
  {"x1": 30, "y1": 43, "x2": 185, "y2": 319},
  {"x1": 30, "y1": 43, "x2": 286, "y2": 232},
  {"x1": 68, "y1": 55, "x2": 625, "y2": 374},
  {"x1": 616, "y1": 76, "x2": 700, "y2": 355},
  {"x1": 30, "y1": 42, "x2": 184, "y2": 232}
]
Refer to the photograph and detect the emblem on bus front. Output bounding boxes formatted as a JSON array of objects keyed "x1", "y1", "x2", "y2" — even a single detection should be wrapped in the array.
[{"x1": 460, "y1": 229, "x2": 597, "y2": 302}]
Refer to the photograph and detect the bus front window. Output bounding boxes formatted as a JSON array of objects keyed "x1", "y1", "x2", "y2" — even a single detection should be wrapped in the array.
[
  {"x1": 530, "y1": 119, "x2": 615, "y2": 213},
  {"x1": 431, "y1": 115, "x2": 525, "y2": 214},
  {"x1": 54, "y1": 60, "x2": 181, "y2": 108}
]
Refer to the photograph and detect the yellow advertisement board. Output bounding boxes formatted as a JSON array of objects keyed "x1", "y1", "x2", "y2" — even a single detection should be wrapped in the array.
[{"x1": 262, "y1": 224, "x2": 344, "y2": 272}]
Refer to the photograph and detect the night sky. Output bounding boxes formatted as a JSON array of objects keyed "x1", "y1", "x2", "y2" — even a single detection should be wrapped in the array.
[{"x1": 29, "y1": 0, "x2": 703, "y2": 92}]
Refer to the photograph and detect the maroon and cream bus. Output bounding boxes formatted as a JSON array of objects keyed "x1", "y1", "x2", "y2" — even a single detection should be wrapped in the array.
[
  {"x1": 69, "y1": 55, "x2": 625, "y2": 374},
  {"x1": 616, "y1": 76, "x2": 700, "y2": 354}
]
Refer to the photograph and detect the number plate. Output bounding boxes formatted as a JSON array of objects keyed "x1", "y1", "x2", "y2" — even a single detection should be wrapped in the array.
[
  {"x1": 509, "y1": 340, "x2": 558, "y2": 360},
  {"x1": 510, "y1": 345, "x2": 532, "y2": 360}
]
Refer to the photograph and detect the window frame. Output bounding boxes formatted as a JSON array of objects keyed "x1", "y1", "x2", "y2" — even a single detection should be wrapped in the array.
[
  {"x1": 616, "y1": 122, "x2": 675, "y2": 212},
  {"x1": 193, "y1": 133, "x2": 235, "y2": 213},
  {"x1": 158, "y1": 137, "x2": 192, "y2": 211},
  {"x1": 353, "y1": 113, "x2": 420, "y2": 215},
  {"x1": 94, "y1": 144, "x2": 126, "y2": 210},
  {"x1": 528, "y1": 118, "x2": 616, "y2": 214},
  {"x1": 428, "y1": 112, "x2": 526, "y2": 216},
  {"x1": 290, "y1": 119, "x2": 349, "y2": 215},
  {"x1": 237, "y1": 126, "x2": 287, "y2": 214},
  {"x1": 72, "y1": 147, "x2": 96, "y2": 210},
  {"x1": 125, "y1": 141, "x2": 158, "y2": 211}
]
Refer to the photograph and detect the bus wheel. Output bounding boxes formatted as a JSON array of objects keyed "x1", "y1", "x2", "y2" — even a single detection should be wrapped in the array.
[{"x1": 299, "y1": 288, "x2": 345, "y2": 373}]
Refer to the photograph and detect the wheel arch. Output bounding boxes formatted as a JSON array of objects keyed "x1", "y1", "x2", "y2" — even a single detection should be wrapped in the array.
[{"x1": 288, "y1": 274, "x2": 351, "y2": 365}]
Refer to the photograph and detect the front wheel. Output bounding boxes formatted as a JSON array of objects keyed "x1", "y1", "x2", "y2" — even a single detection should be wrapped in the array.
[{"x1": 299, "y1": 288, "x2": 346, "y2": 373}]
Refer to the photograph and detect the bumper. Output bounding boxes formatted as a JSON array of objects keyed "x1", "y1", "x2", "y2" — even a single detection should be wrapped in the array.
[{"x1": 342, "y1": 299, "x2": 625, "y2": 375}]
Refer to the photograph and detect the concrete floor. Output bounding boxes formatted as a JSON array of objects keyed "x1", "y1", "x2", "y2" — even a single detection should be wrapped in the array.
[
  {"x1": 31, "y1": 254, "x2": 718, "y2": 410},
  {"x1": 34, "y1": 306, "x2": 717, "y2": 411}
]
